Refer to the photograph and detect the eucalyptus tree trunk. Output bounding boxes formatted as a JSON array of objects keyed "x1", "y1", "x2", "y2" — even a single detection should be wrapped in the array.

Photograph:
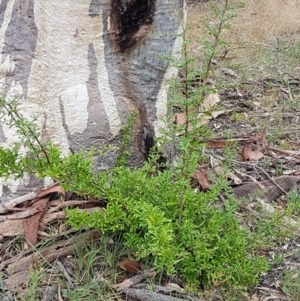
[{"x1": 0, "y1": 0, "x2": 185, "y2": 200}]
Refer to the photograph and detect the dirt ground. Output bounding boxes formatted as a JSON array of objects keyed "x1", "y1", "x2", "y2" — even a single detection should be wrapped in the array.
[{"x1": 187, "y1": 1, "x2": 300, "y2": 300}]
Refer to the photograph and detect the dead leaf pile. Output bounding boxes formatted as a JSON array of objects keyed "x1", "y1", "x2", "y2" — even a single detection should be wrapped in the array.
[
  {"x1": 0, "y1": 185, "x2": 104, "y2": 295},
  {"x1": 2, "y1": 230, "x2": 101, "y2": 291}
]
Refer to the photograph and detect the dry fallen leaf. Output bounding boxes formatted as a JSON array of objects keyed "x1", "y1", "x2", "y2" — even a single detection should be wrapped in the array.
[
  {"x1": 277, "y1": 199, "x2": 287, "y2": 210},
  {"x1": 199, "y1": 110, "x2": 226, "y2": 123},
  {"x1": 242, "y1": 147, "x2": 264, "y2": 161},
  {"x1": 193, "y1": 169, "x2": 211, "y2": 191},
  {"x1": 206, "y1": 140, "x2": 230, "y2": 149},
  {"x1": 173, "y1": 110, "x2": 226, "y2": 129},
  {"x1": 37, "y1": 185, "x2": 65, "y2": 198},
  {"x1": 23, "y1": 197, "x2": 49, "y2": 246},
  {"x1": 173, "y1": 112, "x2": 187, "y2": 126},
  {"x1": 116, "y1": 260, "x2": 141, "y2": 274},
  {"x1": 203, "y1": 92, "x2": 220, "y2": 110}
]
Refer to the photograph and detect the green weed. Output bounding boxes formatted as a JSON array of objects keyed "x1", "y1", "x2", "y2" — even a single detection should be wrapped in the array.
[
  {"x1": 60, "y1": 236, "x2": 121, "y2": 301},
  {"x1": 286, "y1": 190, "x2": 300, "y2": 216},
  {"x1": 21, "y1": 267, "x2": 43, "y2": 301},
  {"x1": 283, "y1": 269, "x2": 300, "y2": 301}
]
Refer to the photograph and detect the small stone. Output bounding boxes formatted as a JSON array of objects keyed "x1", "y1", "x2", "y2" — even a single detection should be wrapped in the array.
[{"x1": 220, "y1": 67, "x2": 238, "y2": 78}]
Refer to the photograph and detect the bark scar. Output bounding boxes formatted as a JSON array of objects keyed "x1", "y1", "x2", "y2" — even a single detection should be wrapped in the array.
[{"x1": 109, "y1": 0, "x2": 156, "y2": 52}]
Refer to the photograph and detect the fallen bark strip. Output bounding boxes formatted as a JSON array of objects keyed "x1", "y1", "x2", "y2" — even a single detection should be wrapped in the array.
[
  {"x1": 0, "y1": 229, "x2": 80, "y2": 271},
  {"x1": 266, "y1": 146, "x2": 300, "y2": 159},
  {"x1": 6, "y1": 243, "x2": 74, "y2": 275},
  {"x1": 5, "y1": 230, "x2": 101, "y2": 275},
  {"x1": 231, "y1": 176, "x2": 299, "y2": 201},
  {"x1": 233, "y1": 168, "x2": 265, "y2": 189},
  {"x1": 116, "y1": 269, "x2": 157, "y2": 292},
  {"x1": 47, "y1": 200, "x2": 100, "y2": 214},
  {"x1": 216, "y1": 154, "x2": 288, "y2": 194},
  {"x1": 211, "y1": 154, "x2": 299, "y2": 199},
  {"x1": 0, "y1": 191, "x2": 39, "y2": 213},
  {"x1": 0, "y1": 185, "x2": 64, "y2": 214},
  {"x1": 251, "y1": 162, "x2": 288, "y2": 194},
  {"x1": 0, "y1": 207, "x2": 42, "y2": 221},
  {"x1": 4, "y1": 270, "x2": 29, "y2": 291},
  {"x1": 121, "y1": 288, "x2": 199, "y2": 301},
  {"x1": 0, "y1": 219, "x2": 25, "y2": 237},
  {"x1": 0, "y1": 206, "x2": 101, "y2": 239},
  {"x1": 3, "y1": 231, "x2": 101, "y2": 290},
  {"x1": 133, "y1": 283, "x2": 184, "y2": 294},
  {"x1": 132, "y1": 284, "x2": 199, "y2": 301}
]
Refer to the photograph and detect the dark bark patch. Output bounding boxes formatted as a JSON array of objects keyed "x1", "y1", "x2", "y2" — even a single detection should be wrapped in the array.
[
  {"x1": 85, "y1": 42, "x2": 111, "y2": 139},
  {"x1": 0, "y1": 125, "x2": 6, "y2": 143},
  {"x1": 89, "y1": 0, "x2": 101, "y2": 17},
  {"x1": 2, "y1": 0, "x2": 37, "y2": 98},
  {"x1": 109, "y1": 0, "x2": 156, "y2": 52},
  {"x1": 0, "y1": 0, "x2": 10, "y2": 29}
]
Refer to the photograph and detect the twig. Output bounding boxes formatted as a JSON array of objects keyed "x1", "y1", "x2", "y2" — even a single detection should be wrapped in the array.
[
  {"x1": 0, "y1": 191, "x2": 39, "y2": 214},
  {"x1": 252, "y1": 163, "x2": 287, "y2": 194},
  {"x1": 212, "y1": 153, "x2": 287, "y2": 194},
  {"x1": 57, "y1": 284, "x2": 63, "y2": 301},
  {"x1": 56, "y1": 260, "x2": 74, "y2": 288},
  {"x1": 233, "y1": 168, "x2": 265, "y2": 189}
]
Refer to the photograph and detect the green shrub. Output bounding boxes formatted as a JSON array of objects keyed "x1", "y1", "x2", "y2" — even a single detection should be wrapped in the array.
[{"x1": 66, "y1": 158, "x2": 268, "y2": 289}]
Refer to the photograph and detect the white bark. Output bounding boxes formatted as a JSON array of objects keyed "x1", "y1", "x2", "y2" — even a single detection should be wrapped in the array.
[{"x1": 0, "y1": 0, "x2": 185, "y2": 200}]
